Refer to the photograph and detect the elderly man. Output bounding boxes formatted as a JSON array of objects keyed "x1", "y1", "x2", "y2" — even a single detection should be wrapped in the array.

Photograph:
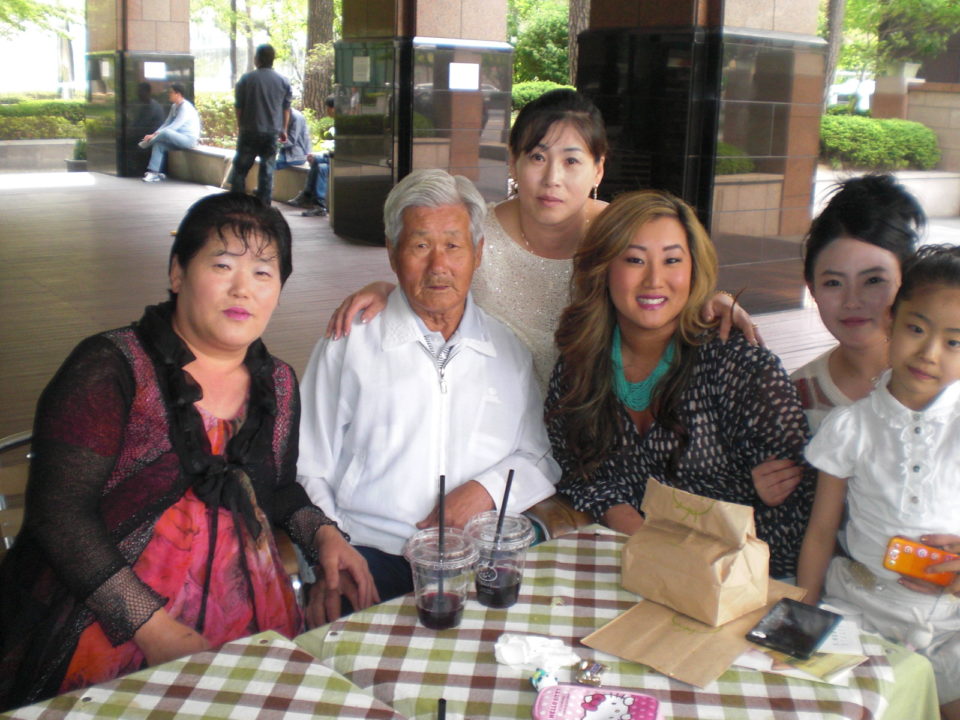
[{"x1": 297, "y1": 169, "x2": 558, "y2": 605}]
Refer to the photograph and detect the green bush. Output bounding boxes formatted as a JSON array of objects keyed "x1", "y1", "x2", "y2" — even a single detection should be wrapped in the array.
[
  {"x1": 303, "y1": 108, "x2": 335, "y2": 143},
  {"x1": 820, "y1": 114, "x2": 940, "y2": 170},
  {"x1": 881, "y1": 118, "x2": 941, "y2": 170},
  {"x1": 511, "y1": 81, "x2": 575, "y2": 111},
  {"x1": 715, "y1": 141, "x2": 755, "y2": 175},
  {"x1": 0, "y1": 115, "x2": 83, "y2": 139},
  {"x1": 194, "y1": 92, "x2": 236, "y2": 149},
  {"x1": 0, "y1": 92, "x2": 61, "y2": 104},
  {"x1": 825, "y1": 103, "x2": 871, "y2": 117},
  {"x1": 0, "y1": 100, "x2": 85, "y2": 123}
]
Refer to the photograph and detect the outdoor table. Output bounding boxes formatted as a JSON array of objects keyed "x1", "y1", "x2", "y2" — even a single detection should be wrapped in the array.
[
  {"x1": 3, "y1": 631, "x2": 402, "y2": 719},
  {"x1": 296, "y1": 526, "x2": 940, "y2": 720}
]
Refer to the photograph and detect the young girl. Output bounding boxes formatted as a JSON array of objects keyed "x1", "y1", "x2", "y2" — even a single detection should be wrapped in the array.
[
  {"x1": 798, "y1": 245, "x2": 960, "y2": 720},
  {"x1": 792, "y1": 174, "x2": 924, "y2": 431}
]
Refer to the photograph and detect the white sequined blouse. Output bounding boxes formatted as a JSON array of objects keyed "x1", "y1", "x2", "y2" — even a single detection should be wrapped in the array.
[{"x1": 472, "y1": 202, "x2": 573, "y2": 394}]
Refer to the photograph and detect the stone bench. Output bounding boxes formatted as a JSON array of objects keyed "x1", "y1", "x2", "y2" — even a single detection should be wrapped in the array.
[
  {"x1": 0, "y1": 139, "x2": 77, "y2": 172},
  {"x1": 167, "y1": 144, "x2": 309, "y2": 201}
]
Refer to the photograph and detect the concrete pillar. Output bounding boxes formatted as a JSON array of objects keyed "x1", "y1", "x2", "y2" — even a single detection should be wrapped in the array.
[
  {"x1": 86, "y1": 0, "x2": 192, "y2": 175},
  {"x1": 332, "y1": 0, "x2": 511, "y2": 243}
]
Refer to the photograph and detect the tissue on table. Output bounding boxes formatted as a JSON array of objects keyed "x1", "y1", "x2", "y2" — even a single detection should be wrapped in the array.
[{"x1": 494, "y1": 633, "x2": 581, "y2": 672}]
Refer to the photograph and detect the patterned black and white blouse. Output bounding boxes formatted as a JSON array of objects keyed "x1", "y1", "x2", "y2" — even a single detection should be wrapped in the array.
[{"x1": 546, "y1": 332, "x2": 815, "y2": 578}]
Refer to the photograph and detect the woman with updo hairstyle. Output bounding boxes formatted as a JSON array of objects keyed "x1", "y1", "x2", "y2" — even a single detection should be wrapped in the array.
[
  {"x1": 546, "y1": 190, "x2": 814, "y2": 579},
  {"x1": 324, "y1": 90, "x2": 758, "y2": 393},
  {"x1": 792, "y1": 174, "x2": 924, "y2": 431}
]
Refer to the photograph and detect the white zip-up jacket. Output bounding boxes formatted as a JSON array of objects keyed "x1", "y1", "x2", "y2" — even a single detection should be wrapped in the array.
[{"x1": 297, "y1": 289, "x2": 559, "y2": 555}]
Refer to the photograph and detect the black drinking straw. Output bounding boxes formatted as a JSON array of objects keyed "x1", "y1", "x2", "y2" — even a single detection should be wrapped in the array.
[
  {"x1": 438, "y1": 697, "x2": 446, "y2": 720},
  {"x1": 493, "y1": 468, "x2": 515, "y2": 548},
  {"x1": 437, "y1": 474, "x2": 446, "y2": 604}
]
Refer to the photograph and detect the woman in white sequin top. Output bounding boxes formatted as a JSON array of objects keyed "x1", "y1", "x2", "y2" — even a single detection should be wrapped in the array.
[{"x1": 326, "y1": 90, "x2": 756, "y2": 393}]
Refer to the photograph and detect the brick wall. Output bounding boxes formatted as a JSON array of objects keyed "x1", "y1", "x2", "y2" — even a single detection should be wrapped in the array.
[{"x1": 908, "y1": 82, "x2": 960, "y2": 171}]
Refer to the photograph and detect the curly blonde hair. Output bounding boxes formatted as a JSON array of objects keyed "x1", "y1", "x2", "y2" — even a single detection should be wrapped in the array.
[{"x1": 551, "y1": 189, "x2": 719, "y2": 477}]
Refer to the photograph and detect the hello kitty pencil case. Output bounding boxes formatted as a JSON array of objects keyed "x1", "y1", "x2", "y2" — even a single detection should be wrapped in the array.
[{"x1": 532, "y1": 683, "x2": 662, "y2": 720}]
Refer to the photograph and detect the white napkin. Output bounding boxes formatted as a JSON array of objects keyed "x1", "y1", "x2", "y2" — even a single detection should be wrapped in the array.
[{"x1": 494, "y1": 633, "x2": 581, "y2": 672}]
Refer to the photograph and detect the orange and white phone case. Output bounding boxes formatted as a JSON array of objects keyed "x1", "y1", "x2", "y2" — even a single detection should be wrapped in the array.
[{"x1": 883, "y1": 536, "x2": 958, "y2": 587}]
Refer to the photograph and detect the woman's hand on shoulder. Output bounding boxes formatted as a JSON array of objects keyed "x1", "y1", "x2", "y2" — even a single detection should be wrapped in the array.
[
  {"x1": 307, "y1": 525, "x2": 379, "y2": 627},
  {"x1": 702, "y1": 292, "x2": 763, "y2": 345},
  {"x1": 134, "y1": 608, "x2": 211, "y2": 666},
  {"x1": 324, "y1": 281, "x2": 395, "y2": 340},
  {"x1": 751, "y1": 456, "x2": 803, "y2": 506}
]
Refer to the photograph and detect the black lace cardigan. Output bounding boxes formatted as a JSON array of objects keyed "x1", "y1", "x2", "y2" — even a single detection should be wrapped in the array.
[{"x1": 0, "y1": 303, "x2": 332, "y2": 711}]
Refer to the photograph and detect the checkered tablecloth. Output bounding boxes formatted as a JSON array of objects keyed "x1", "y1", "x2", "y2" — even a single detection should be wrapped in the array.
[
  {"x1": 4, "y1": 631, "x2": 403, "y2": 720},
  {"x1": 296, "y1": 527, "x2": 918, "y2": 720}
]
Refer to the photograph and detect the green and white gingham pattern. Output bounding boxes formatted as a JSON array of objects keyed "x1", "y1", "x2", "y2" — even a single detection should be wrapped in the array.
[
  {"x1": 297, "y1": 527, "x2": 913, "y2": 720},
  {"x1": 6, "y1": 632, "x2": 403, "y2": 720}
]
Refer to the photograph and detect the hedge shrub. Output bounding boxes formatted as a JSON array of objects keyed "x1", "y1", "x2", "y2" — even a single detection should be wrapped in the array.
[
  {"x1": 0, "y1": 92, "x2": 60, "y2": 104},
  {"x1": 303, "y1": 108, "x2": 335, "y2": 142},
  {"x1": 882, "y1": 118, "x2": 941, "y2": 170},
  {"x1": 820, "y1": 114, "x2": 940, "y2": 170},
  {"x1": 0, "y1": 115, "x2": 83, "y2": 139},
  {"x1": 511, "y1": 81, "x2": 575, "y2": 111},
  {"x1": 194, "y1": 91, "x2": 236, "y2": 149},
  {"x1": 825, "y1": 103, "x2": 871, "y2": 117},
  {"x1": 715, "y1": 141, "x2": 755, "y2": 175},
  {"x1": 0, "y1": 100, "x2": 85, "y2": 123}
]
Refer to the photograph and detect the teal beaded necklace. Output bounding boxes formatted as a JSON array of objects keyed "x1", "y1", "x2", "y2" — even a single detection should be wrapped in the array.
[{"x1": 611, "y1": 326, "x2": 676, "y2": 412}]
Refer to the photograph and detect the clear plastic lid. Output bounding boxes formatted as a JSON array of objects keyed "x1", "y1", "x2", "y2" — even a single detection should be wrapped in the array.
[
  {"x1": 464, "y1": 510, "x2": 535, "y2": 552},
  {"x1": 403, "y1": 526, "x2": 478, "y2": 570}
]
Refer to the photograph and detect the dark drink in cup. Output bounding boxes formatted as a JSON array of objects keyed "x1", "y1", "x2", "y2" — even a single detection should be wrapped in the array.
[
  {"x1": 465, "y1": 511, "x2": 534, "y2": 610},
  {"x1": 417, "y1": 591, "x2": 464, "y2": 630},
  {"x1": 475, "y1": 566, "x2": 521, "y2": 608},
  {"x1": 404, "y1": 526, "x2": 477, "y2": 631}
]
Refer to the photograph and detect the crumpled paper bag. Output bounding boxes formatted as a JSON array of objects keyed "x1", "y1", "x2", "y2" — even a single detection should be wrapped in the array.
[{"x1": 621, "y1": 478, "x2": 769, "y2": 627}]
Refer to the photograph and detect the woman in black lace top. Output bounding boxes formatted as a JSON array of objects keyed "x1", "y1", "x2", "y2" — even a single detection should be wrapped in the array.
[
  {"x1": 0, "y1": 193, "x2": 377, "y2": 711},
  {"x1": 546, "y1": 190, "x2": 814, "y2": 578}
]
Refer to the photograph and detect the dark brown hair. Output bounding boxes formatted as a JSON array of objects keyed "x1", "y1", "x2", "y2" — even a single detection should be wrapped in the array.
[{"x1": 509, "y1": 89, "x2": 608, "y2": 163}]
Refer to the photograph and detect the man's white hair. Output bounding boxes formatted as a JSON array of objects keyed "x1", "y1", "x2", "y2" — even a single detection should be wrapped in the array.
[{"x1": 383, "y1": 169, "x2": 486, "y2": 249}]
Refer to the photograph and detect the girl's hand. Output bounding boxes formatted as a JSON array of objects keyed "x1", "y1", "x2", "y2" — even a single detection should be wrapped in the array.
[
  {"x1": 702, "y1": 292, "x2": 763, "y2": 345},
  {"x1": 324, "y1": 282, "x2": 395, "y2": 339},
  {"x1": 134, "y1": 608, "x2": 211, "y2": 666},
  {"x1": 751, "y1": 456, "x2": 803, "y2": 506},
  {"x1": 915, "y1": 534, "x2": 960, "y2": 596}
]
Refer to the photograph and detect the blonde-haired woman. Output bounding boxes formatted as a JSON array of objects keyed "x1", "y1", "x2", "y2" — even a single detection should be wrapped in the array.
[{"x1": 546, "y1": 190, "x2": 813, "y2": 578}]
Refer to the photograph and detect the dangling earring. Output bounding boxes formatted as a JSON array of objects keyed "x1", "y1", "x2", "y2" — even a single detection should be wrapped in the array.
[
  {"x1": 508, "y1": 177, "x2": 519, "y2": 198},
  {"x1": 591, "y1": 185, "x2": 598, "y2": 200}
]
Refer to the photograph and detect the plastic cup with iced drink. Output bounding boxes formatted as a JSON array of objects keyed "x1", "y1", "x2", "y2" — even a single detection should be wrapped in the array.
[
  {"x1": 404, "y1": 526, "x2": 477, "y2": 630},
  {"x1": 465, "y1": 510, "x2": 535, "y2": 609}
]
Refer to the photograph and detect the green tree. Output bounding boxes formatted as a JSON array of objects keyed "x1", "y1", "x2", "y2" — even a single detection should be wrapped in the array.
[
  {"x1": 0, "y1": 0, "x2": 74, "y2": 37},
  {"x1": 513, "y1": 0, "x2": 568, "y2": 84},
  {"x1": 843, "y1": 0, "x2": 960, "y2": 73},
  {"x1": 302, "y1": 0, "x2": 335, "y2": 113}
]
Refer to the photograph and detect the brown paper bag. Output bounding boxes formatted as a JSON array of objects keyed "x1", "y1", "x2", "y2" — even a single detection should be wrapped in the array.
[
  {"x1": 621, "y1": 478, "x2": 769, "y2": 626},
  {"x1": 582, "y1": 580, "x2": 806, "y2": 687}
]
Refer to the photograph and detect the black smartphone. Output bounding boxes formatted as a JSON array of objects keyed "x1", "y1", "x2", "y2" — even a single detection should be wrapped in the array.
[{"x1": 745, "y1": 598, "x2": 843, "y2": 660}]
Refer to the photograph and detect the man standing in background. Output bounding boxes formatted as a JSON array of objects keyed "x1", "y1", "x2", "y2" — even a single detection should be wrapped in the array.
[{"x1": 228, "y1": 44, "x2": 292, "y2": 205}]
